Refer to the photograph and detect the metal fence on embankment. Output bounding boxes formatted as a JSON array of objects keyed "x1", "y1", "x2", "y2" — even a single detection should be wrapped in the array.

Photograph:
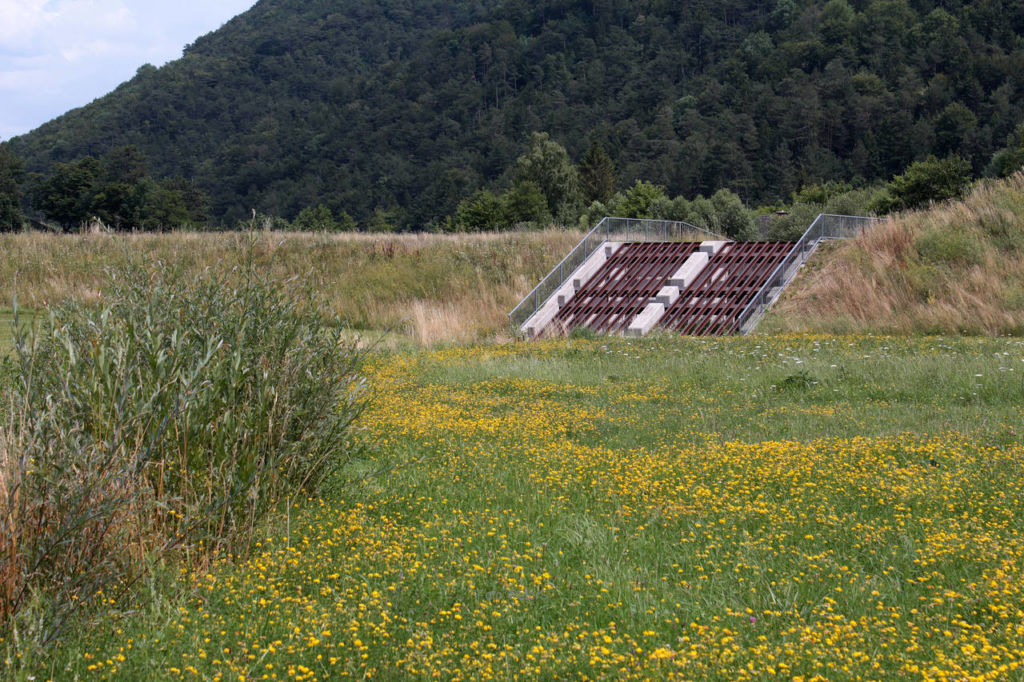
[
  {"x1": 734, "y1": 214, "x2": 879, "y2": 335},
  {"x1": 508, "y1": 217, "x2": 724, "y2": 334}
]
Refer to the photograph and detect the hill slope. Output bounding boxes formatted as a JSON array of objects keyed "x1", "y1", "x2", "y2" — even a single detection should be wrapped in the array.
[
  {"x1": 766, "y1": 172, "x2": 1024, "y2": 335},
  {"x1": 10, "y1": 0, "x2": 1024, "y2": 227}
]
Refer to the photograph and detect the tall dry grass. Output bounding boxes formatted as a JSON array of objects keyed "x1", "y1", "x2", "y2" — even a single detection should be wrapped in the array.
[
  {"x1": 0, "y1": 230, "x2": 582, "y2": 346},
  {"x1": 767, "y1": 172, "x2": 1024, "y2": 335}
]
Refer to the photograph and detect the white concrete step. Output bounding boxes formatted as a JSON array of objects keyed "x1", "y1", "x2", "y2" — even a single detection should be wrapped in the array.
[
  {"x1": 627, "y1": 243, "x2": 731, "y2": 337},
  {"x1": 655, "y1": 285, "x2": 681, "y2": 306},
  {"x1": 668, "y1": 251, "x2": 710, "y2": 288},
  {"x1": 572, "y1": 241, "x2": 624, "y2": 289},
  {"x1": 626, "y1": 302, "x2": 665, "y2": 337},
  {"x1": 700, "y1": 240, "x2": 728, "y2": 256}
]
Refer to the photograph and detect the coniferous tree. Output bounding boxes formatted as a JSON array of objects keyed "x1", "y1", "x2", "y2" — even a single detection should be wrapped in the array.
[{"x1": 578, "y1": 141, "x2": 617, "y2": 205}]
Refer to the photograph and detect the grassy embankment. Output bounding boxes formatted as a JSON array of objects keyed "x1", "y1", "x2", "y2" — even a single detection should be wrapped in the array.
[
  {"x1": 0, "y1": 230, "x2": 582, "y2": 348},
  {"x1": 5, "y1": 172, "x2": 1024, "y2": 347},
  {"x1": 766, "y1": 172, "x2": 1024, "y2": 335},
  {"x1": 8, "y1": 333, "x2": 1024, "y2": 679}
]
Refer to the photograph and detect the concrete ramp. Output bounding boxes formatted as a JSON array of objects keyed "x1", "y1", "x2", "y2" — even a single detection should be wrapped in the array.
[{"x1": 522, "y1": 241, "x2": 624, "y2": 337}]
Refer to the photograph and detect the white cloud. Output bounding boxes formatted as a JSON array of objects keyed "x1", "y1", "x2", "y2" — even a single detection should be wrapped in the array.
[
  {"x1": 0, "y1": 0, "x2": 135, "y2": 51},
  {"x1": 60, "y1": 40, "x2": 116, "y2": 62},
  {"x1": 0, "y1": 0, "x2": 49, "y2": 45},
  {"x1": 0, "y1": 0, "x2": 255, "y2": 140}
]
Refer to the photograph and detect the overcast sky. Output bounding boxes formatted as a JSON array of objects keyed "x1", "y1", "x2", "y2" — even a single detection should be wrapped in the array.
[{"x1": 0, "y1": 0, "x2": 256, "y2": 141}]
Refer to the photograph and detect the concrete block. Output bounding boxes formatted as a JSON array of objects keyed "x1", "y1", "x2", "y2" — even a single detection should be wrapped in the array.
[
  {"x1": 605, "y1": 241, "x2": 625, "y2": 258},
  {"x1": 626, "y1": 302, "x2": 665, "y2": 337},
  {"x1": 555, "y1": 279, "x2": 576, "y2": 307},
  {"x1": 523, "y1": 295, "x2": 561, "y2": 338},
  {"x1": 655, "y1": 285, "x2": 681, "y2": 307},
  {"x1": 700, "y1": 240, "x2": 728, "y2": 255},
  {"x1": 668, "y1": 251, "x2": 709, "y2": 289},
  {"x1": 571, "y1": 244, "x2": 615, "y2": 290}
]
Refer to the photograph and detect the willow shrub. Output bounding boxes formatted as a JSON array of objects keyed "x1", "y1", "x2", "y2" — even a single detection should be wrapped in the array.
[{"x1": 0, "y1": 259, "x2": 367, "y2": 644}]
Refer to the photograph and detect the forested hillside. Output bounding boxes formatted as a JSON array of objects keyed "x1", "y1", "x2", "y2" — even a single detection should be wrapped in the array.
[{"x1": 9, "y1": 0, "x2": 1024, "y2": 228}]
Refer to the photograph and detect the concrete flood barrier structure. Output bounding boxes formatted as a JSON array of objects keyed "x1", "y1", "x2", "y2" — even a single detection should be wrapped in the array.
[
  {"x1": 509, "y1": 214, "x2": 878, "y2": 338},
  {"x1": 510, "y1": 217, "x2": 724, "y2": 336},
  {"x1": 523, "y1": 241, "x2": 625, "y2": 338}
]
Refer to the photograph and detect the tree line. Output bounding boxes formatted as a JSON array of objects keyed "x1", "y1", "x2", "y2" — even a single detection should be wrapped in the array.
[
  {"x1": 4, "y1": 127, "x2": 1016, "y2": 236},
  {"x1": 0, "y1": 144, "x2": 208, "y2": 232}
]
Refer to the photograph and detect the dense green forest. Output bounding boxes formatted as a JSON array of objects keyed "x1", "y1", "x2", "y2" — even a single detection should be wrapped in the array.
[{"x1": 7, "y1": 0, "x2": 1024, "y2": 230}]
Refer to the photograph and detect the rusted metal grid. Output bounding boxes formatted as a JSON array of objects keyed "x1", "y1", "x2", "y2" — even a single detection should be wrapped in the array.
[
  {"x1": 509, "y1": 217, "x2": 724, "y2": 334},
  {"x1": 659, "y1": 242, "x2": 796, "y2": 336},
  {"x1": 548, "y1": 242, "x2": 701, "y2": 336}
]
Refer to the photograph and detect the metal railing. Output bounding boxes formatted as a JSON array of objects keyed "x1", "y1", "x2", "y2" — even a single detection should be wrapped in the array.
[
  {"x1": 508, "y1": 217, "x2": 725, "y2": 334},
  {"x1": 734, "y1": 214, "x2": 879, "y2": 335}
]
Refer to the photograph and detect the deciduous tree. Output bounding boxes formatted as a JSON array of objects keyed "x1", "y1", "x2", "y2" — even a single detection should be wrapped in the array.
[{"x1": 515, "y1": 133, "x2": 582, "y2": 223}]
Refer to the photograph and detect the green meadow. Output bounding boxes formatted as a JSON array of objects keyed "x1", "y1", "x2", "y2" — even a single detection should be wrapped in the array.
[
  {"x1": 4, "y1": 190, "x2": 1024, "y2": 679},
  {"x1": 7, "y1": 333, "x2": 1024, "y2": 680}
]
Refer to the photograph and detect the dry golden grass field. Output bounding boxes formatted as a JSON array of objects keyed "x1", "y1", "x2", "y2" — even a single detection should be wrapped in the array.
[{"x1": 0, "y1": 229, "x2": 582, "y2": 348}]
